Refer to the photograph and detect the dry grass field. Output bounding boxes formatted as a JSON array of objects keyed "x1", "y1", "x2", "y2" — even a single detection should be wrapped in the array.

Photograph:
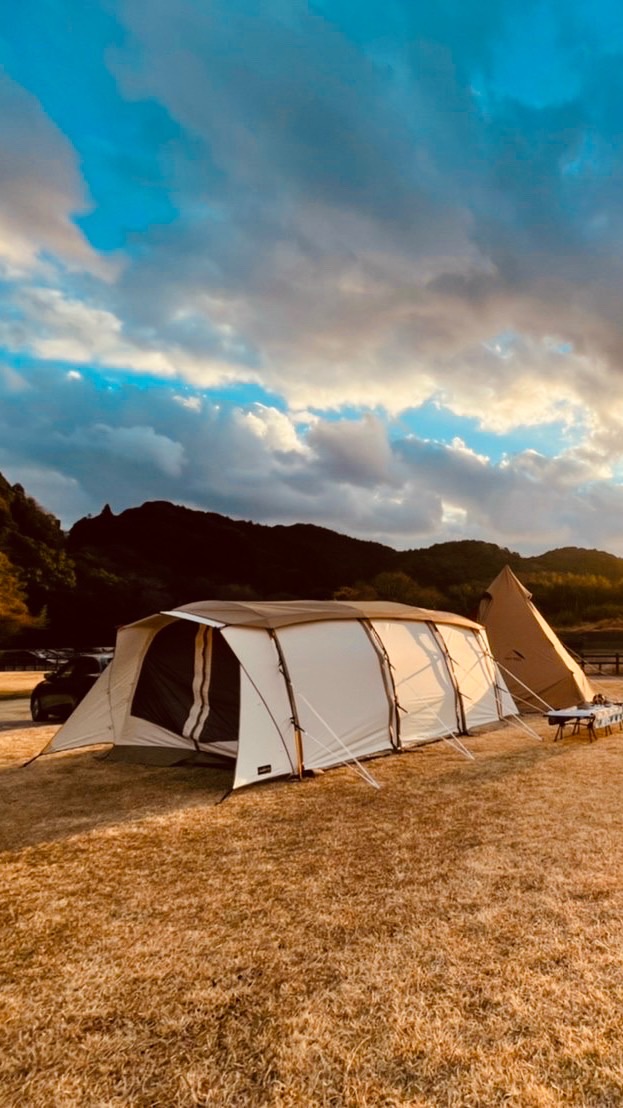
[
  {"x1": 3, "y1": 681, "x2": 623, "y2": 1106},
  {"x1": 0, "y1": 671, "x2": 44, "y2": 700}
]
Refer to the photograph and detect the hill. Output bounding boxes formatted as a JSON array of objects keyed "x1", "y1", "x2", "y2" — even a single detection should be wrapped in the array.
[
  {"x1": 0, "y1": 474, "x2": 76, "y2": 642},
  {"x1": 4, "y1": 469, "x2": 623, "y2": 642},
  {"x1": 68, "y1": 502, "x2": 394, "y2": 599}
]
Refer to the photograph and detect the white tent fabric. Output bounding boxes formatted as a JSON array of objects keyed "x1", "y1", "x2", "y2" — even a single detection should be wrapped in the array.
[
  {"x1": 370, "y1": 620, "x2": 457, "y2": 744},
  {"x1": 437, "y1": 623, "x2": 517, "y2": 730},
  {"x1": 43, "y1": 600, "x2": 517, "y2": 789},
  {"x1": 275, "y1": 621, "x2": 393, "y2": 771},
  {"x1": 221, "y1": 626, "x2": 296, "y2": 787}
]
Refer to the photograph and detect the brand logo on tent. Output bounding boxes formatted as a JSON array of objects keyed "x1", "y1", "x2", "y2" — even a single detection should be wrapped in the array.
[{"x1": 257, "y1": 764, "x2": 272, "y2": 775}]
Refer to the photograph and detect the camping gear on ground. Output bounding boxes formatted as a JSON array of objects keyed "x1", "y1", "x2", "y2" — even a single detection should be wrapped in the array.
[
  {"x1": 42, "y1": 600, "x2": 516, "y2": 790},
  {"x1": 547, "y1": 700, "x2": 623, "y2": 742},
  {"x1": 478, "y1": 565, "x2": 594, "y2": 712}
]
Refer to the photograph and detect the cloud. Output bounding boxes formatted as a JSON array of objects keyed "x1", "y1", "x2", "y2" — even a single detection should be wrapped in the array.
[
  {"x1": 0, "y1": 365, "x2": 31, "y2": 395},
  {"x1": 239, "y1": 404, "x2": 308, "y2": 454},
  {"x1": 0, "y1": 74, "x2": 115, "y2": 280},
  {"x1": 2, "y1": 365, "x2": 623, "y2": 555},
  {"x1": 50, "y1": 0, "x2": 610, "y2": 442},
  {"x1": 0, "y1": 286, "x2": 262, "y2": 388},
  {"x1": 4, "y1": 1, "x2": 623, "y2": 435},
  {"x1": 71, "y1": 424, "x2": 187, "y2": 478},
  {"x1": 307, "y1": 414, "x2": 394, "y2": 485},
  {"x1": 5, "y1": 2, "x2": 623, "y2": 556}
]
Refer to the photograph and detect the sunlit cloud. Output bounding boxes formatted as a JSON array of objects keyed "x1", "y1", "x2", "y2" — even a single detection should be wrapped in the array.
[{"x1": 3, "y1": 1, "x2": 623, "y2": 552}]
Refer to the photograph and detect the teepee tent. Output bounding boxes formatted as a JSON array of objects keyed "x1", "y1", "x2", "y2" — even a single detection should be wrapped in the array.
[
  {"x1": 477, "y1": 566, "x2": 594, "y2": 712},
  {"x1": 43, "y1": 600, "x2": 516, "y2": 789}
]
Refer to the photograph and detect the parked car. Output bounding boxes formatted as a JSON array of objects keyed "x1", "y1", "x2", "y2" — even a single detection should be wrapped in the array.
[
  {"x1": 0, "y1": 649, "x2": 50, "y2": 671},
  {"x1": 30, "y1": 653, "x2": 113, "y2": 722}
]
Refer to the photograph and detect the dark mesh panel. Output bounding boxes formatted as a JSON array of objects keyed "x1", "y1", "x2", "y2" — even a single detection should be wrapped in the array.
[
  {"x1": 131, "y1": 620, "x2": 240, "y2": 746},
  {"x1": 131, "y1": 620, "x2": 199, "y2": 735},
  {"x1": 198, "y1": 631, "x2": 240, "y2": 746}
]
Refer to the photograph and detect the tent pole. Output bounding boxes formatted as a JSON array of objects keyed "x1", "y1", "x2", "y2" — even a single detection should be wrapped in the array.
[
  {"x1": 223, "y1": 644, "x2": 297, "y2": 776},
  {"x1": 427, "y1": 622, "x2": 468, "y2": 734},
  {"x1": 359, "y1": 619, "x2": 401, "y2": 751},
  {"x1": 270, "y1": 630, "x2": 305, "y2": 779},
  {"x1": 478, "y1": 630, "x2": 504, "y2": 720}
]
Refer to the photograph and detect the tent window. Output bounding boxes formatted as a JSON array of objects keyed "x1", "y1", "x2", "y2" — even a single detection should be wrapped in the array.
[{"x1": 131, "y1": 621, "x2": 240, "y2": 745}]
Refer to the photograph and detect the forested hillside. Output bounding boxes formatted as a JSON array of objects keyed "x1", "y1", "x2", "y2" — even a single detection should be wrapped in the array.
[
  {"x1": 2, "y1": 470, "x2": 623, "y2": 644},
  {"x1": 0, "y1": 473, "x2": 76, "y2": 643}
]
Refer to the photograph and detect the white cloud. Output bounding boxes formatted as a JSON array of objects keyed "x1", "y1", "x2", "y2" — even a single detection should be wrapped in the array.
[
  {"x1": 0, "y1": 74, "x2": 116, "y2": 281},
  {"x1": 5, "y1": 367, "x2": 623, "y2": 554},
  {"x1": 1, "y1": 287, "x2": 261, "y2": 389},
  {"x1": 90, "y1": 424, "x2": 186, "y2": 477},
  {"x1": 239, "y1": 405, "x2": 308, "y2": 454},
  {"x1": 7, "y1": 1, "x2": 623, "y2": 557},
  {"x1": 173, "y1": 394, "x2": 202, "y2": 412}
]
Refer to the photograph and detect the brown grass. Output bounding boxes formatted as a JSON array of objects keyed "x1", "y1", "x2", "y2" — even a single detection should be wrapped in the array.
[
  {"x1": 2, "y1": 681, "x2": 623, "y2": 1106},
  {"x1": 0, "y1": 671, "x2": 44, "y2": 700}
]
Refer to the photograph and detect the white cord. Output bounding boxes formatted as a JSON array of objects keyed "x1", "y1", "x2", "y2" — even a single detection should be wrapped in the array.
[{"x1": 297, "y1": 693, "x2": 382, "y2": 790}]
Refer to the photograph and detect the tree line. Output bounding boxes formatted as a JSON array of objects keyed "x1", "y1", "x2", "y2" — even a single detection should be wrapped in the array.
[{"x1": 2, "y1": 470, "x2": 623, "y2": 646}]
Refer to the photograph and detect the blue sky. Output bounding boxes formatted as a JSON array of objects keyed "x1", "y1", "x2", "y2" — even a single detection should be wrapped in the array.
[{"x1": 2, "y1": 1, "x2": 623, "y2": 552}]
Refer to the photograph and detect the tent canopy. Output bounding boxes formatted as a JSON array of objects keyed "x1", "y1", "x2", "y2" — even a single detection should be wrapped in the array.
[
  {"x1": 159, "y1": 598, "x2": 482, "y2": 630},
  {"x1": 478, "y1": 566, "x2": 594, "y2": 711},
  {"x1": 44, "y1": 600, "x2": 516, "y2": 790}
]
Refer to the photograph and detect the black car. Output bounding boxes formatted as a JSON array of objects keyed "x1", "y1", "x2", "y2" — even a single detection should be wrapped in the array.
[
  {"x1": 30, "y1": 653, "x2": 113, "y2": 722},
  {"x1": 0, "y1": 649, "x2": 49, "y2": 671}
]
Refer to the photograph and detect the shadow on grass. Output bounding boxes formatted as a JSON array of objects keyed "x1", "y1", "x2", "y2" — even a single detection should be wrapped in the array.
[
  {"x1": 425, "y1": 728, "x2": 610, "y2": 792},
  {"x1": 0, "y1": 718, "x2": 49, "y2": 733},
  {"x1": 1, "y1": 715, "x2": 610, "y2": 855},
  {"x1": 0, "y1": 747, "x2": 234, "y2": 854}
]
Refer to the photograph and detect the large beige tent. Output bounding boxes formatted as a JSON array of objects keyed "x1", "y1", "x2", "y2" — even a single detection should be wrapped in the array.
[
  {"x1": 44, "y1": 600, "x2": 516, "y2": 790},
  {"x1": 478, "y1": 566, "x2": 594, "y2": 711}
]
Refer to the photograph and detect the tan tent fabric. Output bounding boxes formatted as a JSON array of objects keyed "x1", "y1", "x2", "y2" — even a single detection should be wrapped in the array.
[
  {"x1": 159, "y1": 599, "x2": 482, "y2": 631},
  {"x1": 43, "y1": 600, "x2": 516, "y2": 789},
  {"x1": 478, "y1": 565, "x2": 594, "y2": 711}
]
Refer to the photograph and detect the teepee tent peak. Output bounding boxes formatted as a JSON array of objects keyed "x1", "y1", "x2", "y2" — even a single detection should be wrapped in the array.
[
  {"x1": 42, "y1": 600, "x2": 517, "y2": 791},
  {"x1": 478, "y1": 565, "x2": 594, "y2": 712}
]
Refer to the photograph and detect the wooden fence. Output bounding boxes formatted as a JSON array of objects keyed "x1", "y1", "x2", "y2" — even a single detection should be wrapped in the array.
[{"x1": 578, "y1": 653, "x2": 623, "y2": 675}]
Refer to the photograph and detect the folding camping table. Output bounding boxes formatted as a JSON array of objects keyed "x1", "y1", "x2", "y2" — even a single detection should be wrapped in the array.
[{"x1": 547, "y1": 703, "x2": 623, "y2": 743}]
